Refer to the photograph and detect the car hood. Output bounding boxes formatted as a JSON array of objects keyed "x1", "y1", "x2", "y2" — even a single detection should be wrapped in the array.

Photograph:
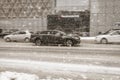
[
  {"x1": 4, "y1": 34, "x2": 13, "y2": 38},
  {"x1": 96, "y1": 34, "x2": 109, "y2": 38}
]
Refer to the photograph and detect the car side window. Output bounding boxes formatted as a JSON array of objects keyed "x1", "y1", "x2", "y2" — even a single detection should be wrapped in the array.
[
  {"x1": 51, "y1": 31, "x2": 57, "y2": 35},
  {"x1": 111, "y1": 31, "x2": 120, "y2": 35},
  {"x1": 40, "y1": 31, "x2": 48, "y2": 34},
  {"x1": 19, "y1": 32, "x2": 26, "y2": 34},
  {"x1": 12, "y1": 32, "x2": 19, "y2": 35}
]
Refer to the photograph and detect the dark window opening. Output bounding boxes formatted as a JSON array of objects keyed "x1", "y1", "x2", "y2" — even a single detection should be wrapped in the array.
[{"x1": 47, "y1": 11, "x2": 90, "y2": 36}]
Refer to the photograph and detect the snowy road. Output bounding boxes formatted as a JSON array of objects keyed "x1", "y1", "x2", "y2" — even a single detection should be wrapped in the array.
[
  {"x1": 1, "y1": 58, "x2": 120, "y2": 75},
  {"x1": 0, "y1": 58, "x2": 120, "y2": 80},
  {"x1": 0, "y1": 41, "x2": 120, "y2": 79}
]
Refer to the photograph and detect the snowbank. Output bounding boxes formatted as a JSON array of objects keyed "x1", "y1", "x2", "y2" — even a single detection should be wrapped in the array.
[
  {"x1": 80, "y1": 37, "x2": 95, "y2": 41},
  {"x1": 80, "y1": 37, "x2": 95, "y2": 43},
  {"x1": 0, "y1": 71, "x2": 39, "y2": 80},
  {"x1": 0, "y1": 71, "x2": 72, "y2": 80}
]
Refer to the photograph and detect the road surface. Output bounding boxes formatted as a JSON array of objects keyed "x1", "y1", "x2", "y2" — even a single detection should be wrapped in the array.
[{"x1": 0, "y1": 41, "x2": 120, "y2": 79}]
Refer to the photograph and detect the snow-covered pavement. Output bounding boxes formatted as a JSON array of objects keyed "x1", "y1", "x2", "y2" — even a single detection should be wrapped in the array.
[
  {"x1": 0, "y1": 58, "x2": 120, "y2": 80},
  {"x1": 0, "y1": 58, "x2": 120, "y2": 75},
  {"x1": 80, "y1": 37, "x2": 95, "y2": 41},
  {"x1": 80, "y1": 37, "x2": 95, "y2": 43}
]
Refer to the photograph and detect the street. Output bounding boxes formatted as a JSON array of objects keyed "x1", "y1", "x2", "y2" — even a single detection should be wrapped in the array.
[{"x1": 0, "y1": 39, "x2": 120, "y2": 80}]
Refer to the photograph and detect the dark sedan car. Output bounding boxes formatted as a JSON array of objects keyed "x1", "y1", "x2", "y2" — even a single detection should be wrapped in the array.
[{"x1": 31, "y1": 30, "x2": 81, "y2": 46}]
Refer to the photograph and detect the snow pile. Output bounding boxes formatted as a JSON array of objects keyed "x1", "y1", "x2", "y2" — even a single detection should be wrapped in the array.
[
  {"x1": 81, "y1": 37, "x2": 95, "y2": 41},
  {"x1": 0, "y1": 71, "x2": 72, "y2": 80},
  {"x1": 0, "y1": 71, "x2": 39, "y2": 80},
  {"x1": 80, "y1": 37, "x2": 95, "y2": 43}
]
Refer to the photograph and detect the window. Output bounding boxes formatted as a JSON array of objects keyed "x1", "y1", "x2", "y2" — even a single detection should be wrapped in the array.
[
  {"x1": 19, "y1": 32, "x2": 26, "y2": 34},
  {"x1": 111, "y1": 31, "x2": 120, "y2": 35},
  {"x1": 51, "y1": 31, "x2": 57, "y2": 35},
  {"x1": 40, "y1": 31, "x2": 48, "y2": 34}
]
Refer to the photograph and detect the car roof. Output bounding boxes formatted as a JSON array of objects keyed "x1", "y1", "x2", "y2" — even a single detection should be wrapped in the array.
[
  {"x1": 112, "y1": 29, "x2": 120, "y2": 30},
  {"x1": 40, "y1": 30, "x2": 64, "y2": 32}
]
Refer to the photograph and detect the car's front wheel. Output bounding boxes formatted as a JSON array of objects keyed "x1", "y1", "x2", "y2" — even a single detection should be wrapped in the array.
[
  {"x1": 100, "y1": 38, "x2": 108, "y2": 44},
  {"x1": 65, "y1": 40, "x2": 73, "y2": 47},
  {"x1": 5, "y1": 37, "x2": 11, "y2": 42},
  {"x1": 24, "y1": 38, "x2": 30, "y2": 42},
  {"x1": 35, "y1": 39, "x2": 42, "y2": 46}
]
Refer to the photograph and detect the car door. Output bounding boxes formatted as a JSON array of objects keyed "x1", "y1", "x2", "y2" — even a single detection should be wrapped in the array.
[
  {"x1": 114, "y1": 31, "x2": 120, "y2": 42},
  {"x1": 48, "y1": 31, "x2": 57, "y2": 43},
  {"x1": 40, "y1": 31, "x2": 50, "y2": 43},
  {"x1": 44, "y1": 31, "x2": 56, "y2": 43},
  {"x1": 51, "y1": 31, "x2": 63, "y2": 44},
  {"x1": 46, "y1": 31, "x2": 53, "y2": 43},
  {"x1": 11, "y1": 32, "x2": 20, "y2": 41},
  {"x1": 15, "y1": 31, "x2": 26, "y2": 41},
  {"x1": 109, "y1": 31, "x2": 120, "y2": 43}
]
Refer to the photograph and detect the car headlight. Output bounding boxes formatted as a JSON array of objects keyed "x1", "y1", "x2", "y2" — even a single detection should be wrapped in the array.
[
  {"x1": 95, "y1": 36, "x2": 101, "y2": 42},
  {"x1": 95, "y1": 36, "x2": 99, "y2": 39}
]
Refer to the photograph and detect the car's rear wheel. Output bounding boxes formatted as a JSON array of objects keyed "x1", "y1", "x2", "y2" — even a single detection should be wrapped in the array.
[
  {"x1": 5, "y1": 37, "x2": 11, "y2": 42},
  {"x1": 24, "y1": 38, "x2": 30, "y2": 42},
  {"x1": 35, "y1": 39, "x2": 42, "y2": 46},
  {"x1": 66, "y1": 40, "x2": 73, "y2": 47},
  {"x1": 100, "y1": 38, "x2": 108, "y2": 44}
]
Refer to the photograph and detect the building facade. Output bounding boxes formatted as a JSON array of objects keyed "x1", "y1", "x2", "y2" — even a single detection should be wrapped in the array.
[
  {"x1": 56, "y1": 0, "x2": 120, "y2": 36},
  {"x1": 55, "y1": 0, "x2": 89, "y2": 12},
  {"x1": 90, "y1": 0, "x2": 120, "y2": 36},
  {"x1": 0, "y1": 0, "x2": 55, "y2": 32},
  {"x1": 0, "y1": 0, "x2": 120, "y2": 36},
  {"x1": 52, "y1": 0, "x2": 90, "y2": 35}
]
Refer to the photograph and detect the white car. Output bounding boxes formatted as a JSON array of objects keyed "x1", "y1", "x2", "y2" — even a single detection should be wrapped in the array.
[
  {"x1": 95, "y1": 30, "x2": 120, "y2": 44},
  {"x1": 4, "y1": 30, "x2": 31, "y2": 42}
]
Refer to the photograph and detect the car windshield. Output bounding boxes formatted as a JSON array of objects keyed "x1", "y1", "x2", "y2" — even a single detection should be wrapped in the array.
[
  {"x1": 11, "y1": 31, "x2": 19, "y2": 35},
  {"x1": 59, "y1": 31, "x2": 66, "y2": 36},
  {"x1": 38, "y1": 31, "x2": 48, "y2": 34},
  {"x1": 103, "y1": 30, "x2": 116, "y2": 34}
]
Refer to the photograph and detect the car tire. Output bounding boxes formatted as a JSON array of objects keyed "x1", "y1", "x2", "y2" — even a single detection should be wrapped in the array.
[
  {"x1": 35, "y1": 39, "x2": 42, "y2": 46},
  {"x1": 24, "y1": 38, "x2": 30, "y2": 42},
  {"x1": 5, "y1": 37, "x2": 11, "y2": 42},
  {"x1": 65, "y1": 40, "x2": 73, "y2": 47},
  {"x1": 100, "y1": 38, "x2": 108, "y2": 44}
]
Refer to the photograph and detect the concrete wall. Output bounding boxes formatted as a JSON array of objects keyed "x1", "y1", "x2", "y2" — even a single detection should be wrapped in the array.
[
  {"x1": 0, "y1": 18, "x2": 47, "y2": 32},
  {"x1": 90, "y1": 0, "x2": 120, "y2": 36},
  {"x1": 56, "y1": 0, "x2": 89, "y2": 11}
]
